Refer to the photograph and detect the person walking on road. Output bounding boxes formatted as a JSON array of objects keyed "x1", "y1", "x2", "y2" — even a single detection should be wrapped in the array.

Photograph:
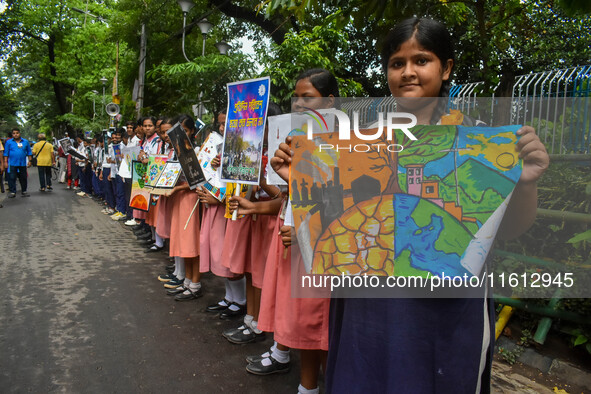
[
  {"x1": 3, "y1": 128, "x2": 32, "y2": 198},
  {"x1": 32, "y1": 133, "x2": 55, "y2": 192}
]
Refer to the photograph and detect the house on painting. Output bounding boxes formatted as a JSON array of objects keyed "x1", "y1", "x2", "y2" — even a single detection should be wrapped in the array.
[{"x1": 404, "y1": 164, "x2": 477, "y2": 224}]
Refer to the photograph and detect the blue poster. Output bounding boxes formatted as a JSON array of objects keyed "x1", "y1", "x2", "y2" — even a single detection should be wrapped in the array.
[{"x1": 220, "y1": 76, "x2": 270, "y2": 185}]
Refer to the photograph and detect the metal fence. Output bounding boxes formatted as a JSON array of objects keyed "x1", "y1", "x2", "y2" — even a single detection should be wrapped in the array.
[
  {"x1": 340, "y1": 65, "x2": 591, "y2": 154},
  {"x1": 449, "y1": 65, "x2": 591, "y2": 154}
]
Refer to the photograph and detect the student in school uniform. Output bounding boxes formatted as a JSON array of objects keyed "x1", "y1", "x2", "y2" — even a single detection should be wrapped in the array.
[
  {"x1": 158, "y1": 115, "x2": 202, "y2": 300},
  {"x1": 234, "y1": 69, "x2": 339, "y2": 394},
  {"x1": 222, "y1": 103, "x2": 283, "y2": 344}
]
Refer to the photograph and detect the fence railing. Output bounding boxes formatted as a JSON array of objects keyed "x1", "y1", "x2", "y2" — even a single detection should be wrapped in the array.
[{"x1": 339, "y1": 65, "x2": 591, "y2": 154}]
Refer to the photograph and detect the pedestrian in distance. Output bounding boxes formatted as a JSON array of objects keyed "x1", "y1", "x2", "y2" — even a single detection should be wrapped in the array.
[
  {"x1": 32, "y1": 133, "x2": 55, "y2": 192},
  {"x1": 3, "y1": 128, "x2": 32, "y2": 198}
]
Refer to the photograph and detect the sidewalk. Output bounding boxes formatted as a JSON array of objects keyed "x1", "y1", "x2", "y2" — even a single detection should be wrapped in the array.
[{"x1": 492, "y1": 336, "x2": 591, "y2": 393}]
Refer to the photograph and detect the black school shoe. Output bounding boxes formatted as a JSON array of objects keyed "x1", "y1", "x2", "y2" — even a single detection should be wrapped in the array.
[
  {"x1": 174, "y1": 287, "x2": 203, "y2": 301},
  {"x1": 206, "y1": 299, "x2": 230, "y2": 313},
  {"x1": 246, "y1": 357, "x2": 290, "y2": 375},
  {"x1": 219, "y1": 303, "x2": 246, "y2": 320},
  {"x1": 224, "y1": 326, "x2": 266, "y2": 344}
]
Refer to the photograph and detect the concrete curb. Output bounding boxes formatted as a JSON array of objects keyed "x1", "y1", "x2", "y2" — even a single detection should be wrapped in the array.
[{"x1": 496, "y1": 336, "x2": 591, "y2": 391}]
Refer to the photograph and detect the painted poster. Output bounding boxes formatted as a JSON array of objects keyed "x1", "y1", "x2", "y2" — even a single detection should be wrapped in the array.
[
  {"x1": 130, "y1": 160, "x2": 150, "y2": 212},
  {"x1": 112, "y1": 144, "x2": 122, "y2": 167},
  {"x1": 167, "y1": 122, "x2": 206, "y2": 190},
  {"x1": 145, "y1": 155, "x2": 169, "y2": 187},
  {"x1": 153, "y1": 161, "x2": 182, "y2": 189},
  {"x1": 290, "y1": 123, "x2": 523, "y2": 277},
  {"x1": 57, "y1": 138, "x2": 72, "y2": 154},
  {"x1": 220, "y1": 76, "x2": 270, "y2": 185},
  {"x1": 119, "y1": 146, "x2": 141, "y2": 178},
  {"x1": 198, "y1": 132, "x2": 226, "y2": 201},
  {"x1": 266, "y1": 112, "x2": 335, "y2": 185}
]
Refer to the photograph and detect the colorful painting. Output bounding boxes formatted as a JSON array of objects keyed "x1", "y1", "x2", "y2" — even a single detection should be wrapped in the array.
[
  {"x1": 145, "y1": 155, "x2": 169, "y2": 187},
  {"x1": 220, "y1": 76, "x2": 270, "y2": 185},
  {"x1": 167, "y1": 122, "x2": 206, "y2": 190},
  {"x1": 153, "y1": 161, "x2": 182, "y2": 189},
  {"x1": 266, "y1": 112, "x2": 335, "y2": 185},
  {"x1": 198, "y1": 132, "x2": 226, "y2": 201},
  {"x1": 130, "y1": 160, "x2": 150, "y2": 212},
  {"x1": 290, "y1": 124, "x2": 523, "y2": 277},
  {"x1": 119, "y1": 146, "x2": 141, "y2": 178},
  {"x1": 112, "y1": 144, "x2": 122, "y2": 167}
]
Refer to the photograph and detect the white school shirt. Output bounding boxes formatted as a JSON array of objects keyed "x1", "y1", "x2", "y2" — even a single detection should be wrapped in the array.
[
  {"x1": 102, "y1": 143, "x2": 112, "y2": 169},
  {"x1": 77, "y1": 142, "x2": 87, "y2": 167},
  {"x1": 128, "y1": 135, "x2": 140, "y2": 148}
]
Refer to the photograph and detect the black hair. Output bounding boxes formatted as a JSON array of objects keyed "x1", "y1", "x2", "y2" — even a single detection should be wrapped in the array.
[
  {"x1": 115, "y1": 127, "x2": 125, "y2": 136},
  {"x1": 125, "y1": 121, "x2": 134, "y2": 127},
  {"x1": 296, "y1": 68, "x2": 340, "y2": 98},
  {"x1": 381, "y1": 18, "x2": 454, "y2": 97},
  {"x1": 160, "y1": 116, "x2": 174, "y2": 126},
  {"x1": 267, "y1": 102, "x2": 283, "y2": 117},
  {"x1": 381, "y1": 18, "x2": 454, "y2": 123},
  {"x1": 176, "y1": 114, "x2": 196, "y2": 135},
  {"x1": 141, "y1": 116, "x2": 157, "y2": 127}
]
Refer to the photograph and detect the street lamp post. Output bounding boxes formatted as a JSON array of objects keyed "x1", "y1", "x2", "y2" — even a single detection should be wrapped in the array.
[
  {"x1": 196, "y1": 18, "x2": 213, "y2": 57},
  {"x1": 100, "y1": 77, "x2": 108, "y2": 107},
  {"x1": 178, "y1": 0, "x2": 195, "y2": 63},
  {"x1": 91, "y1": 90, "x2": 99, "y2": 120}
]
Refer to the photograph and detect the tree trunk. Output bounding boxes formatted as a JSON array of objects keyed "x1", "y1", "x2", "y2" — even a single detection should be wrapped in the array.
[{"x1": 47, "y1": 35, "x2": 68, "y2": 115}]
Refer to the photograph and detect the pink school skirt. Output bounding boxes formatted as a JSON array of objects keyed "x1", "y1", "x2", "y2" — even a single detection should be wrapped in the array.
[
  {"x1": 169, "y1": 189, "x2": 200, "y2": 258},
  {"x1": 221, "y1": 215, "x2": 252, "y2": 274},
  {"x1": 155, "y1": 195, "x2": 172, "y2": 239},
  {"x1": 249, "y1": 214, "x2": 276, "y2": 289},
  {"x1": 145, "y1": 197, "x2": 159, "y2": 226},
  {"x1": 199, "y1": 203, "x2": 236, "y2": 278},
  {"x1": 257, "y1": 215, "x2": 330, "y2": 351}
]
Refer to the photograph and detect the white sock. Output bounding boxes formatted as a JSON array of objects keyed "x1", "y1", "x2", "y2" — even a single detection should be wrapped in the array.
[
  {"x1": 224, "y1": 278, "x2": 234, "y2": 303},
  {"x1": 173, "y1": 259, "x2": 179, "y2": 277},
  {"x1": 270, "y1": 347, "x2": 290, "y2": 364},
  {"x1": 184, "y1": 278, "x2": 191, "y2": 287},
  {"x1": 218, "y1": 299, "x2": 229, "y2": 307},
  {"x1": 154, "y1": 232, "x2": 164, "y2": 248},
  {"x1": 298, "y1": 384, "x2": 319, "y2": 394},
  {"x1": 228, "y1": 277, "x2": 246, "y2": 305},
  {"x1": 244, "y1": 314, "x2": 254, "y2": 326},
  {"x1": 175, "y1": 257, "x2": 185, "y2": 279},
  {"x1": 271, "y1": 341, "x2": 278, "y2": 353},
  {"x1": 189, "y1": 281, "x2": 201, "y2": 291},
  {"x1": 228, "y1": 303, "x2": 241, "y2": 312},
  {"x1": 250, "y1": 319, "x2": 262, "y2": 334}
]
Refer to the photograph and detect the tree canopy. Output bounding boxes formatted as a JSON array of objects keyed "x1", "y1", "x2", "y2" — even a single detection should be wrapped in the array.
[{"x1": 1, "y1": 0, "x2": 589, "y2": 137}]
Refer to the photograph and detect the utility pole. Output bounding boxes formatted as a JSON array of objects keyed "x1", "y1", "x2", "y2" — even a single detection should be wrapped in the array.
[{"x1": 136, "y1": 23, "x2": 147, "y2": 120}]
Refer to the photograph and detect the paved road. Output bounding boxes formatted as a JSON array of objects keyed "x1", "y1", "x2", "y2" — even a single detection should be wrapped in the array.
[{"x1": 0, "y1": 168, "x2": 299, "y2": 393}]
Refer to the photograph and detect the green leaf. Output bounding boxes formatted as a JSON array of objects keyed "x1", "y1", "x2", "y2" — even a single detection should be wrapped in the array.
[
  {"x1": 574, "y1": 334, "x2": 588, "y2": 346},
  {"x1": 567, "y1": 229, "x2": 591, "y2": 244}
]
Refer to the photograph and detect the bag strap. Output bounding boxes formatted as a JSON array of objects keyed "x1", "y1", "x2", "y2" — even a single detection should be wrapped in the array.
[
  {"x1": 34, "y1": 141, "x2": 47, "y2": 157},
  {"x1": 34, "y1": 142, "x2": 47, "y2": 159}
]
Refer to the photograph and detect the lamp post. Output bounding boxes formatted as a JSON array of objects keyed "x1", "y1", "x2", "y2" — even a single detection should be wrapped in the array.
[
  {"x1": 196, "y1": 18, "x2": 213, "y2": 57},
  {"x1": 100, "y1": 77, "x2": 108, "y2": 107},
  {"x1": 178, "y1": 0, "x2": 195, "y2": 62},
  {"x1": 91, "y1": 90, "x2": 99, "y2": 120},
  {"x1": 215, "y1": 40, "x2": 231, "y2": 56}
]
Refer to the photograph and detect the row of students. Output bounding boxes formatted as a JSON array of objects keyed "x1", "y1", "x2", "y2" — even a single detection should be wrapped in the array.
[{"x1": 96, "y1": 16, "x2": 550, "y2": 393}]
